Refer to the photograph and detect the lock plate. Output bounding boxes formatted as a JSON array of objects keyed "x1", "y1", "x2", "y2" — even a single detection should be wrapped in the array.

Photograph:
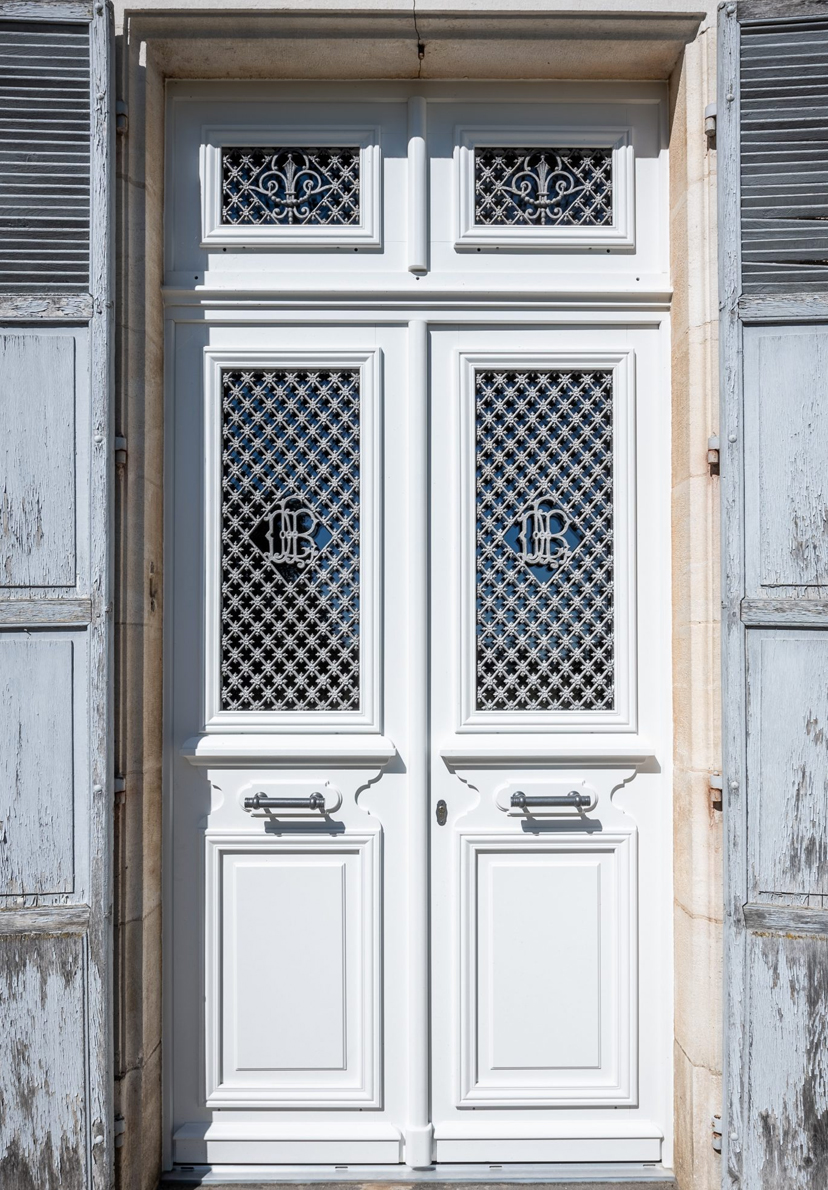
[{"x1": 435, "y1": 799, "x2": 448, "y2": 826}]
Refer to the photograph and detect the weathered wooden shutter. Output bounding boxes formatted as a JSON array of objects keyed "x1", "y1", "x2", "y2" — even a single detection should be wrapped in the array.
[
  {"x1": 720, "y1": 2, "x2": 828, "y2": 1186},
  {"x1": 0, "y1": 3, "x2": 112, "y2": 1189}
]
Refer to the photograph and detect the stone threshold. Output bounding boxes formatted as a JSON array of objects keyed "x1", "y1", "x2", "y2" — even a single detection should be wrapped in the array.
[{"x1": 158, "y1": 1164, "x2": 676, "y2": 1189}]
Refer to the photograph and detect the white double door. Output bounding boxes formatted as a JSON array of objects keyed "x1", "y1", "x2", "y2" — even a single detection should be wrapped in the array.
[{"x1": 167, "y1": 316, "x2": 672, "y2": 1169}]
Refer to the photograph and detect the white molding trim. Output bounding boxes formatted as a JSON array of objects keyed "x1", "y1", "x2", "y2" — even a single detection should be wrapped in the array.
[
  {"x1": 457, "y1": 829, "x2": 637, "y2": 1107},
  {"x1": 454, "y1": 127, "x2": 634, "y2": 251},
  {"x1": 200, "y1": 126, "x2": 382, "y2": 249},
  {"x1": 202, "y1": 347, "x2": 383, "y2": 734},
  {"x1": 182, "y1": 732, "x2": 396, "y2": 767},
  {"x1": 204, "y1": 830, "x2": 382, "y2": 1108},
  {"x1": 457, "y1": 348, "x2": 637, "y2": 733}
]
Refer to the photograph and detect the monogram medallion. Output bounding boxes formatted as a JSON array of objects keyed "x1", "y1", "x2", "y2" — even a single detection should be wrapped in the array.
[
  {"x1": 509, "y1": 496, "x2": 582, "y2": 579},
  {"x1": 249, "y1": 496, "x2": 332, "y2": 581}
]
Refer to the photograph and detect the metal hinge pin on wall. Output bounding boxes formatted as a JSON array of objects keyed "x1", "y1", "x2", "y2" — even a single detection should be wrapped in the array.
[
  {"x1": 705, "y1": 102, "x2": 717, "y2": 149},
  {"x1": 712, "y1": 1113, "x2": 723, "y2": 1153},
  {"x1": 709, "y1": 772, "x2": 723, "y2": 812},
  {"x1": 115, "y1": 435, "x2": 127, "y2": 467},
  {"x1": 114, "y1": 777, "x2": 126, "y2": 806},
  {"x1": 707, "y1": 434, "x2": 720, "y2": 476},
  {"x1": 114, "y1": 1115, "x2": 125, "y2": 1149},
  {"x1": 116, "y1": 100, "x2": 128, "y2": 135}
]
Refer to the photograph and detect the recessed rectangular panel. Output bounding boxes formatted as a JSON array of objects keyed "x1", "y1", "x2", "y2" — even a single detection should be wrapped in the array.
[
  {"x1": 475, "y1": 367, "x2": 614, "y2": 713},
  {"x1": 744, "y1": 325, "x2": 828, "y2": 592},
  {"x1": 231, "y1": 859, "x2": 346, "y2": 1071},
  {"x1": 0, "y1": 335, "x2": 76, "y2": 587},
  {"x1": 206, "y1": 833, "x2": 380, "y2": 1107},
  {"x1": 0, "y1": 638, "x2": 74, "y2": 895},
  {"x1": 459, "y1": 833, "x2": 634, "y2": 1105},
  {"x1": 486, "y1": 858, "x2": 601, "y2": 1070},
  {"x1": 747, "y1": 632, "x2": 828, "y2": 899},
  {"x1": 220, "y1": 367, "x2": 361, "y2": 712},
  {"x1": 0, "y1": 936, "x2": 87, "y2": 1189}
]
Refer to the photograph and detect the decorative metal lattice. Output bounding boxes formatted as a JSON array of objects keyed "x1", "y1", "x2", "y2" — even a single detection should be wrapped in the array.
[
  {"x1": 474, "y1": 147, "x2": 612, "y2": 227},
  {"x1": 475, "y1": 368, "x2": 614, "y2": 713},
  {"x1": 222, "y1": 147, "x2": 360, "y2": 225},
  {"x1": 221, "y1": 368, "x2": 361, "y2": 712}
]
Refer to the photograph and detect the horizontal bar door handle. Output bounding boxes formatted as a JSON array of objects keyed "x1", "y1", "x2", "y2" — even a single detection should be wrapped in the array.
[
  {"x1": 510, "y1": 790, "x2": 592, "y2": 809},
  {"x1": 243, "y1": 792, "x2": 327, "y2": 812}
]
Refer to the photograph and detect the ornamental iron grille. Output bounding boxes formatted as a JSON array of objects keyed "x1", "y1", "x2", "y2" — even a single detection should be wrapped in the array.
[
  {"x1": 474, "y1": 147, "x2": 612, "y2": 227},
  {"x1": 475, "y1": 367, "x2": 615, "y2": 712},
  {"x1": 221, "y1": 147, "x2": 360, "y2": 226},
  {"x1": 220, "y1": 367, "x2": 361, "y2": 712}
]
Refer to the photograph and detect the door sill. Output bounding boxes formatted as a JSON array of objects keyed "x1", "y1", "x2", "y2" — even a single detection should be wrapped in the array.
[{"x1": 159, "y1": 1163, "x2": 676, "y2": 1187}]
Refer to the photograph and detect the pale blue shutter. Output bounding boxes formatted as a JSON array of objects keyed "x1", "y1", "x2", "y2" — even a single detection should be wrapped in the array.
[
  {"x1": 0, "y1": 4, "x2": 113, "y2": 1188},
  {"x1": 720, "y1": 3, "x2": 828, "y2": 1186}
]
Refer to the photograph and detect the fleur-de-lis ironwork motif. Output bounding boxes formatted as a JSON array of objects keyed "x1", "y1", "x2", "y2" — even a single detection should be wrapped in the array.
[
  {"x1": 222, "y1": 147, "x2": 360, "y2": 226},
  {"x1": 474, "y1": 147, "x2": 612, "y2": 227}
]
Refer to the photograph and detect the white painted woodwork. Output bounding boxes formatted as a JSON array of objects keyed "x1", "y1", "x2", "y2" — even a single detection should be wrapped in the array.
[
  {"x1": 458, "y1": 832, "x2": 635, "y2": 1105},
  {"x1": 0, "y1": 334, "x2": 76, "y2": 587},
  {"x1": 165, "y1": 82, "x2": 672, "y2": 1172},
  {"x1": 454, "y1": 127, "x2": 634, "y2": 251},
  {"x1": 0, "y1": 639, "x2": 74, "y2": 895},
  {"x1": 205, "y1": 832, "x2": 380, "y2": 1106}
]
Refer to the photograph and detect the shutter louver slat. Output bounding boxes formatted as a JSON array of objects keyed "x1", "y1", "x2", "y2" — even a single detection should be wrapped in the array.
[
  {"x1": 0, "y1": 20, "x2": 90, "y2": 291},
  {"x1": 740, "y1": 15, "x2": 828, "y2": 292}
]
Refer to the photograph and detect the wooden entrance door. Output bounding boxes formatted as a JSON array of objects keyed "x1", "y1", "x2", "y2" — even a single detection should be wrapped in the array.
[{"x1": 165, "y1": 81, "x2": 672, "y2": 1172}]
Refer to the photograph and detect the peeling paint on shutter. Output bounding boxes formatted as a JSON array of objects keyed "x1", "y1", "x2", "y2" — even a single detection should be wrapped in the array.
[
  {"x1": 721, "y1": 2, "x2": 828, "y2": 1187},
  {"x1": 0, "y1": 2, "x2": 112, "y2": 1188},
  {"x1": 0, "y1": 20, "x2": 91, "y2": 290}
]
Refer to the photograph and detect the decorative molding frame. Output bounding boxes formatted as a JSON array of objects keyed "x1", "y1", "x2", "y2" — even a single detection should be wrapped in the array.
[
  {"x1": 202, "y1": 347, "x2": 383, "y2": 734},
  {"x1": 200, "y1": 125, "x2": 382, "y2": 249},
  {"x1": 457, "y1": 829, "x2": 637, "y2": 1107},
  {"x1": 457, "y1": 348, "x2": 637, "y2": 733},
  {"x1": 454, "y1": 127, "x2": 634, "y2": 251},
  {"x1": 203, "y1": 830, "x2": 382, "y2": 1108}
]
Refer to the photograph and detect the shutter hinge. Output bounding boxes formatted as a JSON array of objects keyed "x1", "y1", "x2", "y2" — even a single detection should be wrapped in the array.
[
  {"x1": 115, "y1": 435, "x2": 127, "y2": 467},
  {"x1": 116, "y1": 100, "x2": 128, "y2": 136},
  {"x1": 712, "y1": 1113, "x2": 723, "y2": 1153},
  {"x1": 709, "y1": 772, "x2": 723, "y2": 812},
  {"x1": 704, "y1": 103, "x2": 717, "y2": 149},
  {"x1": 114, "y1": 776, "x2": 126, "y2": 805},
  {"x1": 707, "y1": 434, "x2": 720, "y2": 476},
  {"x1": 114, "y1": 1114, "x2": 126, "y2": 1149}
]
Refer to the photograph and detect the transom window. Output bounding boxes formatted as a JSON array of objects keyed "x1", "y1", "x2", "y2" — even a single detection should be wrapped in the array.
[
  {"x1": 221, "y1": 147, "x2": 361, "y2": 226},
  {"x1": 473, "y1": 147, "x2": 613, "y2": 227}
]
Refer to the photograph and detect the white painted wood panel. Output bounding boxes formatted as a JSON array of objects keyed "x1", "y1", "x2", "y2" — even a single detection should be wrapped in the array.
[
  {"x1": 459, "y1": 832, "x2": 634, "y2": 1105},
  {"x1": 0, "y1": 334, "x2": 76, "y2": 588},
  {"x1": 0, "y1": 638, "x2": 74, "y2": 896},
  {"x1": 205, "y1": 831, "x2": 381, "y2": 1107}
]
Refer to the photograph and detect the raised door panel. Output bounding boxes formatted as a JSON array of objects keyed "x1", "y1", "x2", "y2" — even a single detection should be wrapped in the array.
[
  {"x1": 0, "y1": 637, "x2": 76, "y2": 896},
  {"x1": 744, "y1": 325, "x2": 828, "y2": 595},
  {"x1": 746, "y1": 632, "x2": 828, "y2": 901},
  {"x1": 459, "y1": 832, "x2": 635, "y2": 1106},
  {"x1": 0, "y1": 334, "x2": 76, "y2": 588},
  {"x1": 205, "y1": 832, "x2": 381, "y2": 1107}
]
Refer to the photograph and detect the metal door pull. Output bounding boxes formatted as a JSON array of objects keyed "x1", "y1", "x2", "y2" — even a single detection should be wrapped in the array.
[
  {"x1": 244, "y1": 792, "x2": 326, "y2": 811},
  {"x1": 510, "y1": 790, "x2": 592, "y2": 809}
]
